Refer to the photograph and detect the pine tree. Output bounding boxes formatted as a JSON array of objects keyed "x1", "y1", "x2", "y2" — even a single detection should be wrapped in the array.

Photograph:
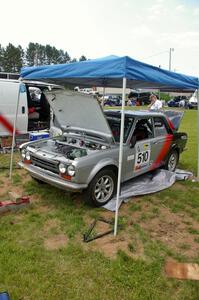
[
  {"x1": 1, "y1": 42, "x2": 87, "y2": 70},
  {"x1": 79, "y1": 55, "x2": 87, "y2": 61},
  {"x1": 2, "y1": 43, "x2": 23, "y2": 72}
]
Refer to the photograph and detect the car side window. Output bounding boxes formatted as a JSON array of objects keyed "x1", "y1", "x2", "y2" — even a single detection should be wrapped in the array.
[
  {"x1": 154, "y1": 117, "x2": 169, "y2": 136},
  {"x1": 132, "y1": 118, "x2": 154, "y2": 143},
  {"x1": 106, "y1": 115, "x2": 134, "y2": 143}
]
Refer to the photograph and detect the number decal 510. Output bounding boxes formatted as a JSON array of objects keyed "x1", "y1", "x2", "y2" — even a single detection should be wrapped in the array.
[
  {"x1": 136, "y1": 150, "x2": 149, "y2": 164},
  {"x1": 134, "y1": 143, "x2": 151, "y2": 171}
]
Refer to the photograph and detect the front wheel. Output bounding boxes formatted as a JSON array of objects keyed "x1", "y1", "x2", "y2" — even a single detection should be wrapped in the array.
[
  {"x1": 85, "y1": 170, "x2": 116, "y2": 207},
  {"x1": 164, "y1": 150, "x2": 179, "y2": 172}
]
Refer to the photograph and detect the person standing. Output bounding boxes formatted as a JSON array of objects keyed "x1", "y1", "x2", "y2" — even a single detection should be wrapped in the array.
[{"x1": 148, "y1": 94, "x2": 163, "y2": 110}]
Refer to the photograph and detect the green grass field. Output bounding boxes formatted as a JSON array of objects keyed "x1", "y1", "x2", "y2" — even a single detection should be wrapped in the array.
[
  {"x1": 179, "y1": 109, "x2": 198, "y2": 174},
  {"x1": 0, "y1": 108, "x2": 198, "y2": 300}
]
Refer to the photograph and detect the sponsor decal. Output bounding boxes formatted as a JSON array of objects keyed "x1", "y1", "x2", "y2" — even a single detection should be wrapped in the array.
[
  {"x1": 134, "y1": 142, "x2": 151, "y2": 171},
  {"x1": 127, "y1": 154, "x2": 135, "y2": 161}
]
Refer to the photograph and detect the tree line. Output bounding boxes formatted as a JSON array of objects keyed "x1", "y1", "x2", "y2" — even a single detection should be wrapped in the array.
[{"x1": 0, "y1": 42, "x2": 87, "y2": 73}]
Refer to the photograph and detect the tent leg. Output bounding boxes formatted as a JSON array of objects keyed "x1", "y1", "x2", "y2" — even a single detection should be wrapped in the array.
[
  {"x1": 101, "y1": 86, "x2": 105, "y2": 107},
  {"x1": 197, "y1": 82, "x2": 199, "y2": 179},
  {"x1": 114, "y1": 77, "x2": 126, "y2": 236},
  {"x1": 9, "y1": 84, "x2": 21, "y2": 179}
]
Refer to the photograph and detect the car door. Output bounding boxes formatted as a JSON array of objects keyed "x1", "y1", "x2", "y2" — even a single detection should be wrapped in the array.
[
  {"x1": 124, "y1": 117, "x2": 155, "y2": 181},
  {"x1": 149, "y1": 116, "x2": 173, "y2": 170}
]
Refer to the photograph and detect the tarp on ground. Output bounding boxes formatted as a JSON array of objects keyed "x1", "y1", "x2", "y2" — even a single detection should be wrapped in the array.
[
  {"x1": 20, "y1": 55, "x2": 198, "y2": 91},
  {"x1": 103, "y1": 169, "x2": 193, "y2": 211}
]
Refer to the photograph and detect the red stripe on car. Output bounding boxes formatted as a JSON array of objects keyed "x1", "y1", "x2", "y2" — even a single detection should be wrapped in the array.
[
  {"x1": 165, "y1": 116, "x2": 175, "y2": 131},
  {"x1": 150, "y1": 134, "x2": 173, "y2": 170},
  {"x1": 0, "y1": 113, "x2": 19, "y2": 135}
]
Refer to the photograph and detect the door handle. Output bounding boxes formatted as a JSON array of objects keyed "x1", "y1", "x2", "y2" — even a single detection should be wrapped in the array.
[{"x1": 22, "y1": 106, "x2": 25, "y2": 114}]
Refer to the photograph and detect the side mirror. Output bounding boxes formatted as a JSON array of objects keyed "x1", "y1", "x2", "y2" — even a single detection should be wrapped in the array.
[{"x1": 130, "y1": 135, "x2": 136, "y2": 148}]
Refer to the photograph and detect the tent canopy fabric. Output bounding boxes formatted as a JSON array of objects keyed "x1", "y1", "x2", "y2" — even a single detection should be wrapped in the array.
[{"x1": 21, "y1": 55, "x2": 198, "y2": 91}]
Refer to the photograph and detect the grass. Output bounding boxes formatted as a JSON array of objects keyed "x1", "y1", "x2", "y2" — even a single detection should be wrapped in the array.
[
  {"x1": 178, "y1": 109, "x2": 198, "y2": 174},
  {"x1": 0, "y1": 109, "x2": 199, "y2": 299}
]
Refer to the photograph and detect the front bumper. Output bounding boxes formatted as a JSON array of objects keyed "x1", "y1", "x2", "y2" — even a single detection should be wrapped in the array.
[{"x1": 18, "y1": 162, "x2": 88, "y2": 192}]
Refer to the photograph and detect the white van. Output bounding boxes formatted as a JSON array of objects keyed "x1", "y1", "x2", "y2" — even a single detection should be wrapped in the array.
[{"x1": 0, "y1": 79, "x2": 61, "y2": 137}]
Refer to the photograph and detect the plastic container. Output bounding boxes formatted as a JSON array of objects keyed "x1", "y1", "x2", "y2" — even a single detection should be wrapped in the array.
[{"x1": 29, "y1": 132, "x2": 49, "y2": 141}]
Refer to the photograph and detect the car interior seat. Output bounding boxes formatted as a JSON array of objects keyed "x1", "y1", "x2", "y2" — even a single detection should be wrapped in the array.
[{"x1": 133, "y1": 120, "x2": 149, "y2": 141}]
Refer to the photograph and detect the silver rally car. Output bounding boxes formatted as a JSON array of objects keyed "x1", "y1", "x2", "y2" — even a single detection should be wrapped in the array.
[{"x1": 19, "y1": 90, "x2": 188, "y2": 206}]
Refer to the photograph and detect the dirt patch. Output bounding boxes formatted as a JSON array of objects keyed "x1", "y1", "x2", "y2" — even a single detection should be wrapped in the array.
[
  {"x1": 35, "y1": 205, "x2": 51, "y2": 214},
  {"x1": 82, "y1": 231, "x2": 145, "y2": 259},
  {"x1": 93, "y1": 235, "x2": 130, "y2": 258},
  {"x1": 0, "y1": 171, "x2": 31, "y2": 200},
  {"x1": 43, "y1": 218, "x2": 61, "y2": 233},
  {"x1": 44, "y1": 234, "x2": 68, "y2": 250},
  {"x1": 92, "y1": 199, "x2": 199, "y2": 259},
  {"x1": 70, "y1": 193, "x2": 84, "y2": 208},
  {"x1": 171, "y1": 182, "x2": 187, "y2": 191},
  {"x1": 0, "y1": 185, "x2": 23, "y2": 200},
  {"x1": 100, "y1": 210, "x2": 115, "y2": 220},
  {"x1": 81, "y1": 215, "x2": 145, "y2": 259},
  {"x1": 139, "y1": 206, "x2": 199, "y2": 258}
]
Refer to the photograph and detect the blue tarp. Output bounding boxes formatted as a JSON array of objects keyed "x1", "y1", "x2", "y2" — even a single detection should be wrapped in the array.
[{"x1": 21, "y1": 55, "x2": 198, "y2": 91}]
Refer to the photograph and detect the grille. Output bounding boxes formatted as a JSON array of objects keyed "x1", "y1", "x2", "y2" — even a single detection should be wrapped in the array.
[{"x1": 31, "y1": 154, "x2": 59, "y2": 174}]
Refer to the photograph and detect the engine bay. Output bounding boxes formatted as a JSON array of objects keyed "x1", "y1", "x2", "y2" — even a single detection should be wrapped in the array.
[{"x1": 29, "y1": 134, "x2": 109, "y2": 160}]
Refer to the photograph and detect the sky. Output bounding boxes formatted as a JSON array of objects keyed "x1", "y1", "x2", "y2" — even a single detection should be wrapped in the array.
[{"x1": 0, "y1": 0, "x2": 199, "y2": 76}]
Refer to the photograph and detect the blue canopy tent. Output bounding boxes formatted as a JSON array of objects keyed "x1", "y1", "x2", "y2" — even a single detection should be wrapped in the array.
[
  {"x1": 19, "y1": 55, "x2": 199, "y2": 235},
  {"x1": 21, "y1": 55, "x2": 198, "y2": 91}
]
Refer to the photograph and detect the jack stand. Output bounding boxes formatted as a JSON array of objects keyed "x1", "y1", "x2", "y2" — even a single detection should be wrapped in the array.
[{"x1": 83, "y1": 217, "x2": 122, "y2": 243}]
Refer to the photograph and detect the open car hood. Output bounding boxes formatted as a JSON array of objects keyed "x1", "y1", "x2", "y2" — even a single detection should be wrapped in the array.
[
  {"x1": 44, "y1": 90, "x2": 114, "y2": 143},
  {"x1": 163, "y1": 110, "x2": 184, "y2": 131}
]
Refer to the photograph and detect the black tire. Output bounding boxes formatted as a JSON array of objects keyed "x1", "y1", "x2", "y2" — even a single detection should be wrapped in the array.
[
  {"x1": 164, "y1": 150, "x2": 179, "y2": 172},
  {"x1": 84, "y1": 169, "x2": 117, "y2": 207}
]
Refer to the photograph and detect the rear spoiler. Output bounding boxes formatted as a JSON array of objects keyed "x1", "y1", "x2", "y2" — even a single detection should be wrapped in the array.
[{"x1": 163, "y1": 110, "x2": 184, "y2": 131}]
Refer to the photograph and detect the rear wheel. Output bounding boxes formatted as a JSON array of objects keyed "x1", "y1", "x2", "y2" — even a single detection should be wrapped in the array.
[
  {"x1": 85, "y1": 170, "x2": 116, "y2": 207},
  {"x1": 165, "y1": 150, "x2": 179, "y2": 172}
]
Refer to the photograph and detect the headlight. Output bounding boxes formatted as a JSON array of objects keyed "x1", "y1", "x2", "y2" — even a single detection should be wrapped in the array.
[
  {"x1": 21, "y1": 149, "x2": 26, "y2": 159},
  {"x1": 25, "y1": 151, "x2": 31, "y2": 161},
  {"x1": 59, "y1": 163, "x2": 67, "y2": 174},
  {"x1": 67, "y1": 165, "x2": 75, "y2": 176}
]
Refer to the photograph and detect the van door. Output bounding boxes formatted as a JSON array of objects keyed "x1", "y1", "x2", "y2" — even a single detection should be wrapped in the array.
[
  {"x1": 0, "y1": 80, "x2": 28, "y2": 136},
  {"x1": 17, "y1": 83, "x2": 28, "y2": 134}
]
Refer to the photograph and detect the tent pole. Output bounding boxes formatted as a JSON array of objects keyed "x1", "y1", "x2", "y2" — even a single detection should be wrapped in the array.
[
  {"x1": 197, "y1": 79, "x2": 199, "y2": 179},
  {"x1": 114, "y1": 77, "x2": 126, "y2": 236},
  {"x1": 102, "y1": 86, "x2": 105, "y2": 107},
  {"x1": 9, "y1": 83, "x2": 21, "y2": 179}
]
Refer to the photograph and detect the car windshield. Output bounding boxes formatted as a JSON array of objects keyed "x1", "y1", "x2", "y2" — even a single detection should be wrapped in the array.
[{"x1": 106, "y1": 113, "x2": 134, "y2": 142}]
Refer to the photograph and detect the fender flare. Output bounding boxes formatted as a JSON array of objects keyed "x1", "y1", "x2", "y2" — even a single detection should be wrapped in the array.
[
  {"x1": 170, "y1": 144, "x2": 180, "y2": 155},
  {"x1": 165, "y1": 144, "x2": 180, "y2": 163},
  {"x1": 87, "y1": 158, "x2": 118, "y2": 184}
]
